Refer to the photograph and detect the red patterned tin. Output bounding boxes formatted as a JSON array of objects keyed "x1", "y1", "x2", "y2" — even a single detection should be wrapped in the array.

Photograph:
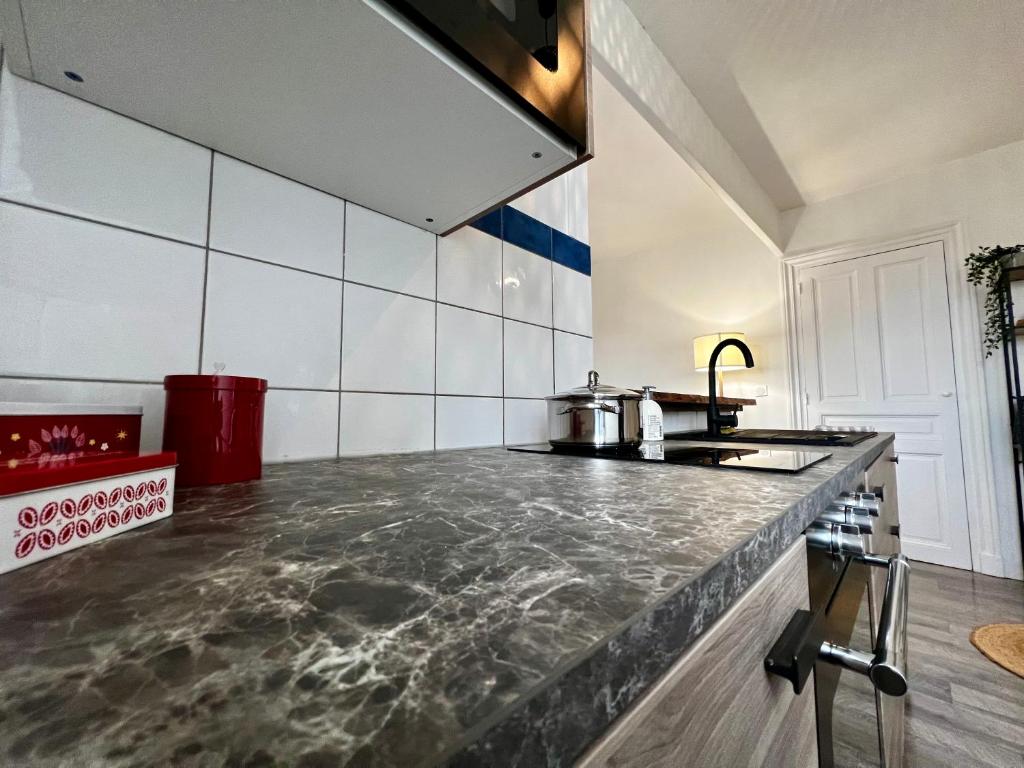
[
  {"x1": 0, "y1": 403, "x2": 143, "y2": 474},
  {"x1": 0, "y1": 452, "x2": 176, "y2": 575}
]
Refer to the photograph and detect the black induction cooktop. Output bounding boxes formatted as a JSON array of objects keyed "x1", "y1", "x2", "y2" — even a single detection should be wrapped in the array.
[
  {"x1": 507, "y1": 441, "x2": 833, "y2": 474},
  {"x1": 666, "y1": 429, "x2": 877, "y2": 447}
]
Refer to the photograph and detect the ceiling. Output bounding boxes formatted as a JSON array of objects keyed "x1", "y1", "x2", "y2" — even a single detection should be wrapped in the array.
[{"x1": 624, "y1": 0, "x2": 1024, "y2": 210}]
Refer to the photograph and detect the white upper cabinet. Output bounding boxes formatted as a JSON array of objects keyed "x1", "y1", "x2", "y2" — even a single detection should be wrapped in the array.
[{"x1": 0, "y1": 0, "x2": 586, "y2": 235}]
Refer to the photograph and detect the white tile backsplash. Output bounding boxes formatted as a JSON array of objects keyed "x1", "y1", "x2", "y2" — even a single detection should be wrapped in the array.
[
  {"x1": 565, "y1": 164, "x2": 590, "y2": 245},
  {"x1": 554, "y1": 331, "x2": 595, "y2": 393},
  {"x1": 263, "y1": 389, "x2": 340, "y2": 462},
  {"x1": 437, "y1": 226, "x2": 502, "y2": 314},
  {"x1": 503, "y1": 320, "x2": 554, "y2": 398},
  {"x1": 339, "y1": 393, "x2": 434, "y2": 455},
  {"x1": 0, "y1": 70, "x2": 591, "y2": 461},
  {"x1": 341, "y1": 283, "x2": 434, "y2": 393},
  {"x1": 436, "y1": 305, "x2": 502, "y2": 396},
  {"x1": 344, "y1": 203, "x2": 436, "y2": 299},
  {"x1": 435, "y1": 396, "x2": 502, "y2": 449},
  {"x1": 503, "y1": 398, "x2": 548, "y2": 445},
  {"x1": 202, "y1": 252, "x2": 342, "y2": 389},
  {"x1": 0, "y1": 203, "x2": 205, "y2": 381},
  {"x1": 502, "y1": 242, "x2": 553, "y2": 327},
  {"x1": 0, "y1": 378, "x2": 166, "y2": 452},
  {"x1": 552, "y1": 263, "x2": 593, "y2": 336},
  {"x1": 209, "y1": 154, "x2": 344, "y2": 277},
  {"x1": 0, "y1": 66, "x2": 210, "y2": 244}
]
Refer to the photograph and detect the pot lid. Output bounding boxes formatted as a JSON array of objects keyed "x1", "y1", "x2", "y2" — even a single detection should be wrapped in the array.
[{"x1": 546, "y1": 370, "x2": 642, "y2": 400}]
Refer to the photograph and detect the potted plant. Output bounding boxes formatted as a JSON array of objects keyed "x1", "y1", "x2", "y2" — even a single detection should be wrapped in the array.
[{"x1": 964, "y1": 244, "x2": 1024, "y2": 357}]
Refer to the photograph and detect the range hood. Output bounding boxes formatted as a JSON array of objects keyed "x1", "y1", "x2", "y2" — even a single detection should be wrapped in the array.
[{"x1": 0, "y1": 0, "x2": 581, "y2": 234}]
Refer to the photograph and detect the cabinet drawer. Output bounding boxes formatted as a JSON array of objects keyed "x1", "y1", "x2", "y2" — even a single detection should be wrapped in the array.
[{"x1": 577, "y1": 539, "x2": 817, "y2": 768}]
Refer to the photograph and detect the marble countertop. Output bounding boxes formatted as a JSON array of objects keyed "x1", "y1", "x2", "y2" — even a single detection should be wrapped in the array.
[{"x1": 0, "y1": 435, "x2": 892, "y2": 767}]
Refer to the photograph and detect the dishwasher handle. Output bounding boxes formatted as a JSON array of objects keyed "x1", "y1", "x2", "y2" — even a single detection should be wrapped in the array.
[{"x1": 819, "y1": 554, "x2": 910, "y2": 696}]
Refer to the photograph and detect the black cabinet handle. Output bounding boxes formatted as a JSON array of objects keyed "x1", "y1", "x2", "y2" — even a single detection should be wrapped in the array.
[{"x1": 889, "y1": 455, "x2": 899, "y2": 464}]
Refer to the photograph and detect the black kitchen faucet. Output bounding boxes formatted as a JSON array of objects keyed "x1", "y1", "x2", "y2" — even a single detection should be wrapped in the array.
[{"x1": 706, "y1": 338, "x2": 755, "y2": 437}]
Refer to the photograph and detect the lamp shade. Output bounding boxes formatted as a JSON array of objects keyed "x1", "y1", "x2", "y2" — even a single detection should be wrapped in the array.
[{"x1": 694, "y1": 332, "x2": 750, "y2": 372}]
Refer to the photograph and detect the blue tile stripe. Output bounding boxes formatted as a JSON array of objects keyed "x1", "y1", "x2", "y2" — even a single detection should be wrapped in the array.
[
  {"x1": 501, "y1": 206, "x2": 552, "y2": 260},
  {"x1": 552, "y1": 229, "x2": 591, "y2": 276},
  {"x1": 469, "y1": 205, "x2": 590, "y2": 276},
  {"x1": 469, "y1": 208, "x2": 502, "y2": 239}
]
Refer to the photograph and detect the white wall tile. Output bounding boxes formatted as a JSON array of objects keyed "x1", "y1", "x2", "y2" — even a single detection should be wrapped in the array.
[
  {"x1": 0, "y1": 203, "x2": 204, "y2": 381},
  {"x1": 339, "y1": 393, "x2": 433, "y2": 455},
  {"x1": 437, "y1": 226, "x2": 501, "y2": 314},
  {"x1": 0, "y1": 67, "x2": 210, "y2": 244},
  {"x1": 565, "y1": 165, "x2": 590, "y2": 245},
  {"x1": 0, "y1": 378, "x2": 166, "y2": 452},
  {"x1": 436, "y1": 305, "x2": 502, "y2": 396},
  {"x1": 552, "y1": 263, "x2": 593, "y2": 337},
  {"x1": 341, "y1": 283, "x2": 434, "y2": 393},
  {"x1": 209, "y1": 154, "x2": 344, "y2": 277},
  {"x1": 435, "y1": 396, "x2": 502, "y2": 449},
  {"x1": 202, "y1": 252, "x2": 342, "y2": 389},
  {"x1": 344, "y1": 203, "x2": 435, "y2": 299},
  {"x1": 263, "y1": 389, "x2": 339, "y2": 462},
  {"x1": 508, "y1": 174, "x2": 567, "y2": 232},
  {"x1": 503, "y1": 320, "x2": 553, "y2": 398},
  {"x1": 554, "y1": 331, "x2": 594, "y2": 393},
  {"x1": 502, "y1": 243, "x2": 552, "y2": 327},
  {"x1": 503, "y1": 398, "x2": 548, "y2": 445}
]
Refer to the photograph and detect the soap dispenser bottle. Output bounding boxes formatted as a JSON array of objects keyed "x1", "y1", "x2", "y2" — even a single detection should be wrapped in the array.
[{"x1": 639, "y1": 386, "x2": 664, "y2": 441}]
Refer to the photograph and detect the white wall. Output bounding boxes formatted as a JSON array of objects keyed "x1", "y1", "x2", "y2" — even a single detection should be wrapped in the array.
[
  {"x1": 588, "y1": 70, "x2": 790, "y2": 429},
  {"x1": 0, "y1": 65, "x2": 593, "y2": 461},
  {"x1": 783, "y1": 139, "x2": 1024, "y2": 579}
]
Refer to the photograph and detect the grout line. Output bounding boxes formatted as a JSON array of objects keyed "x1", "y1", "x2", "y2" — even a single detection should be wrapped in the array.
[
  {"x1": 500, "y1": 230, "x2": 506, "y2": 445},
  {"x1": 338, "y1": 203, "x2": 347, "y2": 458},
  {"x1": 342, "y1": 389, "x2": 516, "y2": 398},
  {"x1": 434, "y1": 234, "x2": 439, "y2": 451},
  {"x1": 210, "y1": 247, "x2": 344, "y2": 282},
  {"x1": 550, "y1": 226, "x2": 556, "y2": 395},
  {"x1": 269, "y1": 386, "x2": 340, "y2": 393},
  {"x1": 343, "y1": 277, "x2": 432, "y2": 303},
  {"x1": 0, "y1": 196, "x2": 206, "y2": 249},
  {"x1": 0, "y1": 373, "x2": 165, "y2": 386},
  {"x1": 0, "y1": 372, "x2": 530, "y2": 399},
  {"x1": 196, "y1": 150, "x2": 215, "y2": 374}
]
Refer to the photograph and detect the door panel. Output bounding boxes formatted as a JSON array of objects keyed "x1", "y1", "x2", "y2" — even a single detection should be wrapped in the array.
[
  {"x1": 875, "y1": 259, "x2": 931, "y2": 398},
  {"x1": 798, "y1": 241, "x2": 971, "y2": 568},
  {"x1": 812, "y1": 269, "x2": 864, "y2": 400}
]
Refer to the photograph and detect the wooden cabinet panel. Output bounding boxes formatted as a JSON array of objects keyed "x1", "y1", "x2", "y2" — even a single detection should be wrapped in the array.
[{"x1": 577, "y1": 539, "x2": 817, "y2": 768}]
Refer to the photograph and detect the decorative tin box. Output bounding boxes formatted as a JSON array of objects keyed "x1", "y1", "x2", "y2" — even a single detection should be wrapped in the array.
[
  {"x1": 0, "y1": 452, "x2": 176, "y2": 575},
  {"x1": 0, "y1": 403, "x2": 143, "y2": 473}
]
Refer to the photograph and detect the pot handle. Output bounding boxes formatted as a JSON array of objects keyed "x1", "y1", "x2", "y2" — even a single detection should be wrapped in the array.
[{"x1": 557, "y1": 402, "x2": 622, "y2": 416}]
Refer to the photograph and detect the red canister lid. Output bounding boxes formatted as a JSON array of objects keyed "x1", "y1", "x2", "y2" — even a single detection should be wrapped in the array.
[{"x1": 163, "y1": 375, "x2": 268, "y2": 392}]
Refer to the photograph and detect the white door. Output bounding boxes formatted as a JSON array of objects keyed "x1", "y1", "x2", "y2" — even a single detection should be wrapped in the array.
[{"x1": 797, "y1": 241, "x2": 972, "y2": 568}]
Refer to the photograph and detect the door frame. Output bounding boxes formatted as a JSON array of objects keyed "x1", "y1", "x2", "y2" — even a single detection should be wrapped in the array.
[{"x1": 781, "y1": 222, "x2": 1002, "y2": 576}]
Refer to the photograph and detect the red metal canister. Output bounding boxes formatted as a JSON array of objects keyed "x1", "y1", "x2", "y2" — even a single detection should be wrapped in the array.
[{"x1": 162, "y1": 375, "x2": 267, "y2": 487}]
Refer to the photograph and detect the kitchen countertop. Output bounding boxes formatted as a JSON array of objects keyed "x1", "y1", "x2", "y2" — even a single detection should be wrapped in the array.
[{"x1": 0, "y1": 434, "x2": 892, "y2": 768}]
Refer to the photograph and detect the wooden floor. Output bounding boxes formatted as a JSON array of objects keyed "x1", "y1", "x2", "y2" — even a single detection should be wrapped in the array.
[
  {"x1": 836, "y1": 560, "x2": 1024, "y2": 766},
  {"x1": 896, "y1": 561, "x2": 1024, "y2": 768}
]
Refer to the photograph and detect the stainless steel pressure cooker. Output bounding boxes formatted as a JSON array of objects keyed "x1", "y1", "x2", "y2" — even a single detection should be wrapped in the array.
[{"x1": 546, "y1": 370, "x2": 642, "y2": 447}]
